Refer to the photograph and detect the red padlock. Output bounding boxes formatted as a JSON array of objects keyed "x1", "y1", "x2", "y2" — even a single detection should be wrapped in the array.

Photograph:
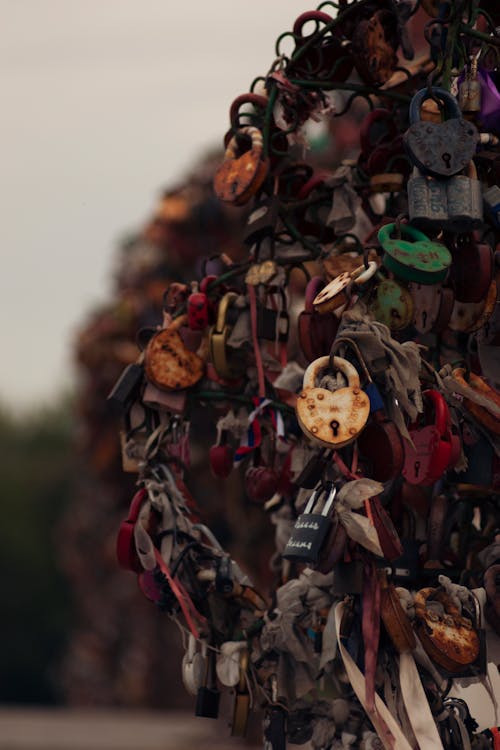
[
  {"x1": 188, "y1": 286, "x2": 210, "y2": 331},
  {"x1": 116, "y1": 488, "x2": 148, "y2": 573},
  {"x1": 403, "y1": 390, "x2": 453, "y2": 486},
  {"x1": 209, "y1": 429, "x2": 234, "y2": 479},
  {"x1": 298, "y1": 276, "x2": 340, "y2": 362}
]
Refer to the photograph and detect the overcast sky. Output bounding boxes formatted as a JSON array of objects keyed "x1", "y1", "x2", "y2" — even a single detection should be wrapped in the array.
[{"x1": 1, "y1": 0, "x2": 310, "y2": 412}]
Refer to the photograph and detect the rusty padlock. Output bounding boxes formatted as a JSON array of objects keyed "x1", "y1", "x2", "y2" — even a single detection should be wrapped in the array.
[
  {"x1": 144, "y1": 315, "x2": 205, "y2": 391},
  {"x1": 408, "y1": 282, "x2": 454, "y2": 334},
  {"x1": 296, "y1": 355, "x2": 370, "y2": 448},
  {"x1": 404, "y1": 87, "x2": 479, "y2": 178},
  {"x1": 213, "y1": 126, "x2": 269, "y2": 206},
  {"x1": 312, "y1": 261, "x2": 377, "y2": 313}
]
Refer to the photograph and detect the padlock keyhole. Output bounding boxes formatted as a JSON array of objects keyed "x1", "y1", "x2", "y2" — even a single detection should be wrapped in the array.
[
  {"x1": 441, "y1": 152, "x2": 452, "y2": 169},
  {"x1": 330, "y1": 420, "x2": 340, "y2": 437},
  {"x1": 422, "y1": 310, "x2": 427, "y2": 328},
  {"x1": 414, "y1": 460, "x2": 420, "y2": 478}
]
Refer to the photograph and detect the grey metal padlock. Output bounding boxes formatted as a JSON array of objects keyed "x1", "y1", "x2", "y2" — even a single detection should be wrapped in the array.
[
  {"x1": 282, "y1": 483, "x2": 337, "y2": 564},
  {"x1": 446, "y1": 160, "x2": 483, "y2": 232},
  {"x1": 408, "y1": 166, "x2": 448, "y2": 229}
]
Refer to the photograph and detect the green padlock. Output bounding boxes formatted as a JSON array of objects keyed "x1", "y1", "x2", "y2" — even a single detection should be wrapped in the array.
[
  {"x1": 369, "y1": 278, "x2": 414, "y2": 331},
  {"x1": 378, "y1": 223, "x2": 451, "y2": 285}
]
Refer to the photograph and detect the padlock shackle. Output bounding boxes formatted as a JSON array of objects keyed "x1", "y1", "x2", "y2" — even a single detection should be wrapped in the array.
[
  {"x1": 302, "y1": 355, "x2": 362, "y2": 391},
  {"x1": 378, "y1": 222, "x2": 429, "y2": 247},
  {"x1": 214, "y1": 292, "x2": 238, "y2": 333},
  {"x1": 409, "y1": 87, "x2": 461, "y2": 125},
  {"x1": 423, "y1": 389, "x2": 450, "y2": 436},
  {"x1": 224, "y1": 126, "x2": 264, "y2": 160}
]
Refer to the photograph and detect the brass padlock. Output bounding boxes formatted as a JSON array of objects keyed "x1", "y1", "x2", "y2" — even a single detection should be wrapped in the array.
[
  {"x1": 296, "y1": 355, "x2": 370, "y2": 448},
  {"x1": 208, "y1": 292, "x2": 246, "y2": 380},
  {"x1": 231, "y1": 650, "x2": 250, "y2": 737}
]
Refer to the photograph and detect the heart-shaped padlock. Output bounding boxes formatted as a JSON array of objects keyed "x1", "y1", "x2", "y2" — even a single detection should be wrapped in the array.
[
  {"x1": 378, "y1": 223, "x2": 452, "y2": 285},
  {"x1": 296, "y1": 355, "x2": 370, "y2": 448},
  {"x1": 403, "y1": 389, "x2": 453, "y2": 486},
  {"x1": 414, "y1": 587, "x2": 480, "y2": 673},
  {"x1": 404, "y1": 87, "x2": 479, "y2": 177},
  {"x1": 144, "y1": 315, "x2": 205, "y2": 391}
]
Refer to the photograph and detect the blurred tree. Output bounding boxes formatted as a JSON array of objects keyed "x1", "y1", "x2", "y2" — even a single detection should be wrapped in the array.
[{"x1": 0, "y1": 399, "x2": 75, "y2": 703}]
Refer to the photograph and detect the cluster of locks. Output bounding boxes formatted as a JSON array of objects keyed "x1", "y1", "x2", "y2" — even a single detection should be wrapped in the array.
[{"x1": 111, "y1": 2, "x2": 500, "y2": 748}]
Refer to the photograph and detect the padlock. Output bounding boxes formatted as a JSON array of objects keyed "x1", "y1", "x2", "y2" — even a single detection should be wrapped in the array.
[
  {"x1": 483, "y1": 184, "x2": 500, "y2": 227},
  {"x1": 312, "y1": 261, "x2": 377, "y2": 314},
  {"x1": 414, "y1": 587, "x2": 480, "y2": 673},
  {"x1": 256, "y1": 292, "x2": 289, "y2": 344},
  {"x1": 209, "y1": 428, "x2": 234, "y2": 479},
  {"x1": 451, "y1": 367, "x2": 500, "y2": 436},
  {"x1": 448, "y1": 232, "x2": 494, "y2": 303},
  {"x1": 407, "y1": 166, "x2": 449, "y2": 229},
  {"x1": 448, "y1": 279, "x2": 498, "y2": 332},
  {"x1": 379, "y1": 571, "x2": 416, "y2": 653},
  {"x1": 208, "y1": 292, "x2": 246, "y2": 380},
  {"x1": 458, "y1": 57, "x2": 482, "y2": 114},
  {"x1": 296, "y1": 355, "x2": 370, "y2": 449},
  {"x1": 213, "y1": 126, "x2": 269, "y2": 206},
  {"x1": 195, "y1": 648, "x2": 220, "y2": 719},
  {"x1": 107, "y1": 362, "x2": 144, "y2": 414},
  {"x1": 378, "y1": 222, "x2": 452, "y2": 285},
  {"x1": 351, "y1": 6, "x2": 399, "y2": 86},
  {"x1": 403, "y1": 389, "x2": 453, "y2": 486},
  {"x1": 231, "y1": 650, "x2": 250, "y2": 737},
  {"x1": 446, "y1": 160, "x2": 483, "y2": 232},
  {"x1": 182, "y1": 635, "x2": 207, "y2": 697},
  {"x1": 144, "y1": 315, "x2": 205, "y2": 391},
  {"x1": 404, "y1": 87, "x2": 479, "y2": 177},
  {"x1": 366, "y1": 495, "x2": 403, "y2": 560},
  {"x1": 282, "y1": 483, "x2": 337, "y2": 564},
  {"x1": 116, "y1": 488, "x2": 148, "y2": 573},
  {"x1": 368, "y1": 276, "x2": 414, "y2": 331},
  {"x1": 187, "y1": 284, "x2": 210, "y2": 331},
  {"x1": 298, "y1": 277, "x2": 340, "y2": 362},
  {"x1": 407, "y1": 281, "x2": 454, "y2": 334}
]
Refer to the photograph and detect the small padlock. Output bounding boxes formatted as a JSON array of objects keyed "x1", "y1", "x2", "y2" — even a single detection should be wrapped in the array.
[
  {"x1": 195, "y1": 648, "x2": 220, "y2": 719},
  {"x1": 231, "y1": 650, "x2": 250, "y2": 737},
  {"x1": 282, "y1": 482, "x2": 337, "y2": 564},
  {"x1": 208, "y1": 292, "x2": 246, "y2": 380},
  {"x1": 448, "y1": 232, "x2": 494, "y2": 303},
  {"x1": 144, "y1": 315, "x2": 205, "y2": 391},
  {"x1": 458, "y1": 57, "x2": 482, "y2": 114},
  {"x1": 107, "y1": 362, "x2": 144, "y2": 414},
  {"x1": 312, "y1": 261, "x2": 377, "y2": 313},
  {"x1": 187, "y1": 283, "x2": 210, "y2": 331}
]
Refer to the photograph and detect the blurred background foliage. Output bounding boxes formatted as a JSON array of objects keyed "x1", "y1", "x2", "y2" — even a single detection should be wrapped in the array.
[{"x1": 0, "y1": 398, "x2": 75, "y2": 704}]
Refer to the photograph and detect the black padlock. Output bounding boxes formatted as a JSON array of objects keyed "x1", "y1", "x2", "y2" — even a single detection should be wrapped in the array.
[
  {"x1": 195, "y1": 649, "x2": 220, "y2": 719},
  {"x1": 107, "y1": 362, "x2": 144, "y2": 414},
  {"x1": 264, "y1": 707, "x2": 287, "y2": 750},
  {"x1": 282, "y1": 483, "x2": 337, "y2": 564},
  {"x1": 257, "y1": 303, "x2": 289, "y2": 343},
  {"x1": 215, "y1": 555, "x2": 234, "y2": 595}
]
